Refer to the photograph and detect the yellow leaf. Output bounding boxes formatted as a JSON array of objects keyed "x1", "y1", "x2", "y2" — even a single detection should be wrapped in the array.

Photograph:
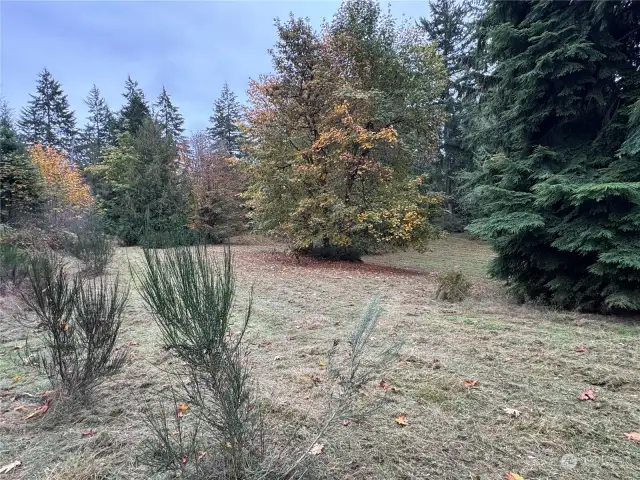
[
  {"x1": 395, "y1": 413, "x2": 408, "y2": 426},
  {"x1": 505, "y1": 473, "x2": 524, "y2": 480}
]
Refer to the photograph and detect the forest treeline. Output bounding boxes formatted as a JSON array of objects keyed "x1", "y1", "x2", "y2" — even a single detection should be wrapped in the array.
[{"x1": 1, "y1": 0, "x2": 639, "y2": 312}]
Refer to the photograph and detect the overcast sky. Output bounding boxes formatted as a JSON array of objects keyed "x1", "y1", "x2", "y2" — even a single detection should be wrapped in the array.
[{"x1": 1, "y1": 1, "x2": 429, "y2": 133}]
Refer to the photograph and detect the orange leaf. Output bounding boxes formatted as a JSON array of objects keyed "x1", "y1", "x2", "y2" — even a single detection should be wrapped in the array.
[
  {"x1": 177, "y1": 402, "x2": 189, "y2": 412},
  {"x1": 463, "y1": 379, "x2": 478, "y2": 388},
  {"x1": 505, "y1": 473, "x2": 524, "y2": 480},
  {"x1": 577, "y1": 389, "x2": 596, "y2": 401},
  {"x1": 395, "y1": 413, "x2": 408, "y2": 426},
  {"x1": 625, "y1": 432, "x2": 640, "y2": 442}
]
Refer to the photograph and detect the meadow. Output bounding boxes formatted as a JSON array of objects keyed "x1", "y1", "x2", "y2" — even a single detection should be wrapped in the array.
[{"x1": 1, "y1": 234, "x2": 639, "y2": 479}]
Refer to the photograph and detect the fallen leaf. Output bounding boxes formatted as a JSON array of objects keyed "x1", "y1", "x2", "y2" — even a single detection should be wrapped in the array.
[
  {"x1": 341, "y1": 419, "x2": 351, "y2": 426},
  {"x1": 181, "y1": 455, "x2": 187, "y2": 465},
  {"x1": 310, "y1": 375, "x2": 321, "y2": 384},
  {"x1": 197, "y1": 451, "x2": 207, "y2": 461},
  {"x1": 177, "y1": 402, "x2": 189, "y2": 412},
  {"x1": 0, "y1": 460, "x2": 21, "y2": 474},
  {"x1": 504, "y1": 408, "x2": 521, "y2": 418},
  {"x1": 624, "y1": 432, "x2": 640, "y2": 442},
  {"x1": 81, "y1": 429, "x2": 96, "y2": 437},
  {"x1": 574, "y1": 346, "x2": 589, "y2": 353},
  {"x1": 12, "y1": 376, "x2": 21, "y2": 383},
  {"x1": 379, "y1": 379, "x2": 391, "y2": 390},
  {"x1": 395, "y1": 413, "x2": 408, "y2": 426},
  {"x1": 505, "y1": 473, "x2": 524, "y2": 480},
  {"x1": 463, "y1": 379, "x2": 478, "y2": 388},
  {"x1": 13, "y1": 405, "x2": 26, "y2": 412},
  {"x1": 577, "y1": 388, "x2": 596, "y2": 401},
  {"x1": 319, "y1": 361, "x2": 326, "y2": 367},
  {"x1": 25, "y1": 399, "x2": 51, "y2": 419},
  {"x1": 310, "y1": 443, "x2": 324, "y2": 455}
]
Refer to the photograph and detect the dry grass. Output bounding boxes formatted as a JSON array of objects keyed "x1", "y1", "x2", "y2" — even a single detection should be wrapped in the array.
[{"x1": 1, "y1": 234, "x2": 639, "y2": 479}]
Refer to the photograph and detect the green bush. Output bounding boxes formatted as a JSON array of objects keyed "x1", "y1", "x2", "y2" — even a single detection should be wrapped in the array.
[
  {"x1": 64, "y1": 212, "x2": 115, "y2": 275},
  {"x1": 23, "y1": 254, "x2": 129, "y2": 400},
  {"x1": 0, "y1": 243, "x2": 28, "y2": 288},
  {"x1": 135, "y1": 243, "x2": 402, "y2": 478},
  {"x1": 435, "y1": 270, "x2": 472, "y2": 302}
]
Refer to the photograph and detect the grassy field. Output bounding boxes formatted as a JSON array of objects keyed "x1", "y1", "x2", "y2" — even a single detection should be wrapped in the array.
[{"x1": 1, "y1": 234, "x2": 639, "y2": 479}]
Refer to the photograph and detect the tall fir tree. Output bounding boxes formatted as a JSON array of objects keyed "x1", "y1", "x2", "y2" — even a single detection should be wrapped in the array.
[
  {"x1": 0, "y1": 98, "x2": 23, "y2": 155},
  {"x1": 17, "y1": 68, "x2": 77, "y2": 152},
  {"x1": 93, "y1": 118, "x2": 191, "y2": 245},
  {"x1": 420, "y1": 0, "x2": 476, "y2": 228},
  {"x1": 118, "y1": 76, "x2": 151, "y2": 135},
  {"x1": 77, "y1": 85, "x2": 114, "y2": 166},
  {"x1": 0, "y1": 99, "x2": 42, "y2": 223},
  {"x1": 153, "y1": 86, "x2": 185, "y2": 140},
  {"x1": 207, "y1": 82, "x2": 243, "y2": 156},
  {"x1": 468, "y1": 0, "x2": 640, "y2": 311}
]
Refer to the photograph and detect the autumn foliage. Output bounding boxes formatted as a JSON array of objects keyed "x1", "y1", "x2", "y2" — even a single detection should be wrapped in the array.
[
  {"x1": 244, "y1": 3, "x2": 446, "y2": 258},
  {"x1": 28, "y1": 144, "x2": 93, "y2": 213}
]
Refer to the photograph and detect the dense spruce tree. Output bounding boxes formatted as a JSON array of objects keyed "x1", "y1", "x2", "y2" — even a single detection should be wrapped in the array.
[
  {"x1": 153, "y1": 86, "x2": 185, "y2": 140},
  {"x1": 468, "y1": 0, "x2": 640, "y2": 311},
  {"x1": 419, "y1": 0, "x2": 476, "y2": 227},
  {"x1": 0, "y1": 99, "x2": 23, "y2": 155},
  {"x1": 18, "y1": 68, "x2": 77, "y2": 151},
  {"x1": 207, "y1": 82, "x2": 243, "y2": 156},
  {"x1": 95, "y1": 118, "x2": 190, "y2": 245},
  {"x1": 77, "y1": 85, "x2": 114, "y2": 166},
  {"x1": 117, "y1": 76, "x2": 151, "y2": 135},
  {"x1": 0, "y1": 99, "x2": 42, "y2": 223}
]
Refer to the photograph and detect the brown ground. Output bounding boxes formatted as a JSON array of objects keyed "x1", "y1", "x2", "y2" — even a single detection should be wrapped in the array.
[{"x1": 1, "y1": 235, "x2": 639, "y2": 479}]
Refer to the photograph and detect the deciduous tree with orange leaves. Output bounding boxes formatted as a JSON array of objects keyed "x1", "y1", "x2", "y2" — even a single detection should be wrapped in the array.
[
  {"x1": 28, "y1": 144, "x2": 93, "y2": 217},
  {"x1": 244, "y1": 0, "x2": 447, "y2": 258}
]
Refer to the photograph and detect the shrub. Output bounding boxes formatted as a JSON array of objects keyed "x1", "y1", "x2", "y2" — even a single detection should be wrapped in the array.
[
  {"x1": 435, "y1": 270, "x2": 472, "y2": 302},
  {"x1": 0, "y1": 243, "x2": 28, "y2": 288},
  {"x1": 24, "y1": 254, "x2": 128, "y2": 400},
  {"x1": 135, "y1": 244, "x2": 401, "y2": 478},
  {"x1": 64, "y1": 212, "x2": 115, "y2": 275},
  {"x1": 136, "y1": 244, "x2": 262, "y2": 477}
]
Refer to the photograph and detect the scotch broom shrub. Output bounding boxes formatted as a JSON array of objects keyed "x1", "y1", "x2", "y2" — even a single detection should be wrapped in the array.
[{"x1": 24, "y1": 254, "x2": 128, "y2": 400}]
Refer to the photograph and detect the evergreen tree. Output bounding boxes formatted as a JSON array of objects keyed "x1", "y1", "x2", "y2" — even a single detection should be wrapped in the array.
[
  {"x1": 117, "y1": 76, "x2": 151, "y2": 135},
  {"x1": 95, "y1": 118, "x2": 190, "y2": 245},
  {"x1": 468, "y1": 0, "x2": 640, "y2": 311},
  {"x1": 0, "y1": 98, "x2": 24, "y2": 155},
  {"x1": 77, "y1": 85, "x2": 114, "y2": 166},
  {"x1": 153, "y1": 86, "x2": 185, "y2": 140},
  {"x1": 420, "y1": 0, "x2": 476, "y2": 228},
  {"x1": 207, "y1": 82, "x2": 243, "y2": 156},
  {"x1": 17, "y1": 68, "x2": 77, "y2": 151},
  {"x1": 0, "y1": 99, "x2": 41, "y2": 223}
]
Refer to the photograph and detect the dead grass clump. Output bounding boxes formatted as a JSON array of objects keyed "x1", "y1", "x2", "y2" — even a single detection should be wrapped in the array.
[{"x1": 435, "y1": 270, "x2": 472, "y2": 302}]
